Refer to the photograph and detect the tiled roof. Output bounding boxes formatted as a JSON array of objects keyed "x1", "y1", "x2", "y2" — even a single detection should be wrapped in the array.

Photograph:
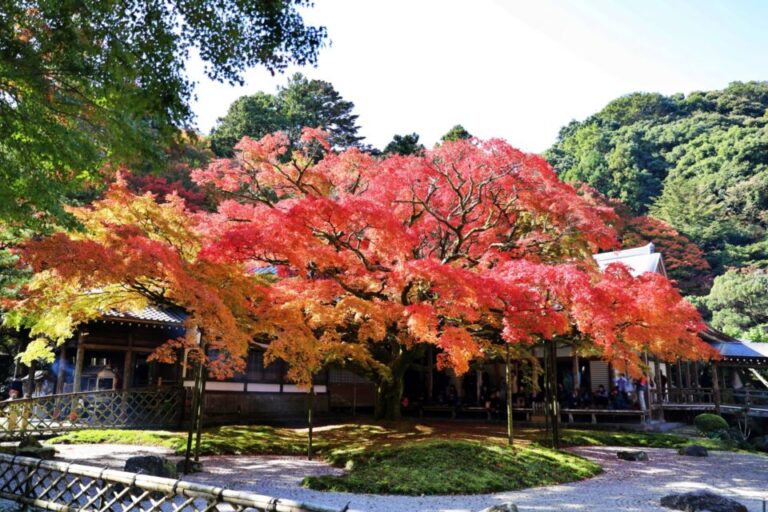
[
  {"x1": 710, "y1": 340, "x2": 768, "y2": 360},
  {"x1": 593, "y1": 243, "x2": 666, "y2": 277},
  {"x1": 102, "y1": 305, "x2": 187, "y2": 325}
]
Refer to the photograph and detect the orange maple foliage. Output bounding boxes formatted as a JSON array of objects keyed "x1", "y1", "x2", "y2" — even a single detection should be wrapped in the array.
[
  {"x1": 193, "y1": 130, "x2": 716, "y2": 415},
  {"x1": 13, "y1": 179, "x2": 267, "y2": 379}
]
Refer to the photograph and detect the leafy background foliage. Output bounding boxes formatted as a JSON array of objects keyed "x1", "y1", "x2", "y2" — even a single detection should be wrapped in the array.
[{"x1": 547, "y1": 81, "x2": 768, "y2": 339}]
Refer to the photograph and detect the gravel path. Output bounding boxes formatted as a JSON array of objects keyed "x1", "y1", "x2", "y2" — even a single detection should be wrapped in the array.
[{"x1": 53, "y1": 444, "x2": 768, "y2": 512}]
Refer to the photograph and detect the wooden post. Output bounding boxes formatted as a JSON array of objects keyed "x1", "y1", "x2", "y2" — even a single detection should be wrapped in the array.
[
  {"x1": 73, "y1": 333, "x2": 85, "y2": 393},
  {"x1": 505, "y1": 344, "x2": 513, "y2": 446},
  {"x1": 426, "y1": 345, "x2": 434, "y2": 402},
  {"x1": 572, "y1": 351, "x2": 580, "y2": 391},
  {"x1": 24, "y1": 360, "x2": 35, "y2": 397},
  {"x1": 675, "y1": 359, "x2": 683, "y2": 402},
  {"x1": 654, "y1": 358, "x2": 664, "y2": 421},
  {"x1": 123, "y1": 351, "x2": 133, "y2": 391},
  {"x1": 307, "y1": 383, "x2": 315, "y2": 460},
  {"x1": 56, "y1": 345, "x2": 67, "y2": 394},
  {"x1": 476, "y1": 368, "x2": 482, "y2": 404},
  {"x1": 712, "y1": 361, "x2": 721, "y2": 415}
]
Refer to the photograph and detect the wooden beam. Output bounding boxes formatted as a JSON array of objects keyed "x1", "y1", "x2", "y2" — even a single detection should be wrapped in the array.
[
  {"x1": 654, "y1": 358, "x2": 664, "y2": 421},
  {"x1": 72, "y1": 332, "x2": 85, "y2": 393},
  {"x1": 56, "y1": 345, "x2": 67, "y2": 394},
  {"x1": 123, "y1": 350, "x2": 134, "y2": 390},
  {"x1": 81, "y1": 343, "x2": 153, "y2": 352},
  {"x1": 712, "y1": 361, "x2": 721, "y2": 415},
  {"x1": 572, "y1": 352, "x2": 580, "y2": 391}
]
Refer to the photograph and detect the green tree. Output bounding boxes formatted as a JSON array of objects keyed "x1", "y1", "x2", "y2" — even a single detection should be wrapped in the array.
[
  {"x1": 441, "y1": 124, "x2": 472, "y2": 142},
  {"x1": 210, "y1": 73, "x2": 363, "y2": 156},
  {"x1": 0, "y1": 0, "x2": 326, "y2": 225},
  {"x1": 383, "y1": 133, "x2": 424, "y2": 156},
  {"x1": 698, "y1": 269, "x2": 768, "y2": 339},
  {"x1": 546, "y1": 81, "x2": 768, "y2": 294}
]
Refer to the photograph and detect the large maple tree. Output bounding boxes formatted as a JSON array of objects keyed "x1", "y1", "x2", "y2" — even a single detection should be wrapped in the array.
[{"x1": 194, "y1": 130, "x2": 716, "y2": 419}]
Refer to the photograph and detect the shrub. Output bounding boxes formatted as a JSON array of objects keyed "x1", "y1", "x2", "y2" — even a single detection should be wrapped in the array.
[{"x1": 694, "y1": 413, "x2": 728, "y2": 434}]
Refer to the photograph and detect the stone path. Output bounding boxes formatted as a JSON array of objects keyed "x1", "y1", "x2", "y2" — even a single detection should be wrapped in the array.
[{"x1": 53, "y1": 444, "x2": 768, "y2": 511}]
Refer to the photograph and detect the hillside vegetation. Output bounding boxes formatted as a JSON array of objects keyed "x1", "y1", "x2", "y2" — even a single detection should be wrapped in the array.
[{"x1": 546, "y1": 82, "x2": 768, "y2": 339}]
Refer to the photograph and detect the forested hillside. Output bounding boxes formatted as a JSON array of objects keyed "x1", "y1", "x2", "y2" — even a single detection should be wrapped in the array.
[{"x1": 546, "y1": 82, "x2": 768, "y2": 340}]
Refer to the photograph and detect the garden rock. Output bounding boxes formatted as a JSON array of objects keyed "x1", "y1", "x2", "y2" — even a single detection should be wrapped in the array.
[
  {"x1": 660, "y1": 490, "x2": 747, "y2": 512},
  {"x1": 617, "y1": 450, "x2": 648, "y2": 461},
  {"x1": 125, "y1": 455, "x2": 176, "y2": 478},
  {"x1": 16, "y1": 438, "x2": 56, "y2": 460},
  {"x1": 678, "y1": 445, "x2": 708, "y2": 457},
  {"x1": 478, "y1": 504, "x2": 519, "y2": 512}
]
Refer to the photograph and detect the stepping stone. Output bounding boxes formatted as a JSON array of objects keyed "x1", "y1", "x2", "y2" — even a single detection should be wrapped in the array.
[
  {"x1": 125, "y1": 455, "x2": 175, "y2": 478},
  {"x1": 660, "y1": 490, "x2": 747, "y2": 511},
  {"x1": 678, "y1": 445, "x2": 708, "y2": 457},
  {"x1": 617, "y1": 450, "x2": 648, "y2": 461},
  {"x1": 478, "y1": 504, "x2": 519, "y2": 512}
]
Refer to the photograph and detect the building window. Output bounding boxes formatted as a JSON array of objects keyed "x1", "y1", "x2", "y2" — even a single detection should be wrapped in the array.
[{"x1": 246, "y1": 350, "x2": 281, "y2": 383}]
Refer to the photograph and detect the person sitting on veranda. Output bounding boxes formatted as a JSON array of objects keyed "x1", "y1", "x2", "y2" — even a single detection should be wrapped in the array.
[
  {"x1": 594, "y1": 384, "x2": 609, "y2": 408},
  {"x1": 610, "y1": 386, "x2": 629, "y2": 410},
  {"x1": 579, "y1": 387, "x2": 593, "y2": 408},
  {"x1": 564, "y1": 388, "x2": 584, "y2": 408}
]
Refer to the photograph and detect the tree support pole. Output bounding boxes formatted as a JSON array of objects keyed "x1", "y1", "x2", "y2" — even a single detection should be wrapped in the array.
[
  {"x1": 193, "y1": 361, "x2": 206, "y2": 462},
  {"x1": 505, "y1": 344, "x2": 514, "y2": 446},
  {"x1": 307, "y1": 383, "x2": 315, "y2": 460}
]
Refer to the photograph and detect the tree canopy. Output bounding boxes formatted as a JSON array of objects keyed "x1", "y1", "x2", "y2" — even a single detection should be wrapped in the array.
[
  {"x1": 383, "y1": 133, "x2": 424, "y2": 156},
  {"x1": 0, "y1": 0, "x2": 326, "y2": 226},
  {"x1": 192, "y1": 129, "x2": 712, "y2": 418},
  {"x1": 209, "y1": 73, "x2": 363, "y2": 156},
  {"x1": 441, "y1": 124, "x2": 472, "y2": 142}
]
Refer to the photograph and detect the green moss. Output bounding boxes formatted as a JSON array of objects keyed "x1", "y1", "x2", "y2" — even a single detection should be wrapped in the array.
[
  {"x1": 558, "y1": 428, "x2": 750, "y2": 452},
  {"x1": 303, "y1": 440, "x2": 601, "y2": 495}
]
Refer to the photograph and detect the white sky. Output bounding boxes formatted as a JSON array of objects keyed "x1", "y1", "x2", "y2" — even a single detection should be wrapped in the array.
[{"x1": 186, "y1": 0, "x2": 768, "y2": 153}]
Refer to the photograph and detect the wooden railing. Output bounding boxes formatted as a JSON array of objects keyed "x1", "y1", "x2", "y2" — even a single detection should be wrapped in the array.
[
  {"x1": 0, "y1": 387, "x2": 183, "y2": 440},
  {"x1": 0, "y1": 453, "x2": 346, "y2": 512},
  {"x1": 652, "y1": 387, "x2": 715, "y2": 405}
]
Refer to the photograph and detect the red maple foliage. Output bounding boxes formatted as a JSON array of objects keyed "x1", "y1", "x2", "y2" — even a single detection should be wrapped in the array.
[{"x1": 193, "y1": 130, "x2": 715, "y2": 418}]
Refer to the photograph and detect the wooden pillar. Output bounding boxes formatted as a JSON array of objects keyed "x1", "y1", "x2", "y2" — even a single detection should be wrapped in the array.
[
  {"x1": 148, "y1": 361, "x2": 158, "y2": 387},
  {"x1": 426, "y1": 346, "x2": 434, "y2": 401},
  {"x1": 56, "y1": 345, "x2": 68, "y2": 394},
  {"x1": 654, "y1": 358, "x2": 664, "y2": 421},
  {"x1": 123, "y1": 351, "x2": 134, "y2": 390},
  {"x1": 712, "y1": 361, "x2": 721, "y2": 415},
  {"x1": 685, "y1": 361, "x2": 692, "y2": 389},
  {"x1": 476, "y1": 368, "x2": 482, "y2": 404},
  {"x1": 24, "y1": 360, "x2": 35, "y2": 397},
  {"x1": 572, "y1": 351, "x2": 580, "y2": 391},
  {"x1": 73, "y1": 332, "x2": 85, "y2": 393},
  {"x1": 693, "y1": 361, "x2": 700, "y2": 388}
]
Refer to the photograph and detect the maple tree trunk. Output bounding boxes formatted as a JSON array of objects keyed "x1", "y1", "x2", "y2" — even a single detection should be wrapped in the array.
[
  {"x1": 374, "y1": 346, "x2": 422, "y2": 421},
  {"x1": 375, "y1": 378, "x2": 405, "y2": 421}
]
